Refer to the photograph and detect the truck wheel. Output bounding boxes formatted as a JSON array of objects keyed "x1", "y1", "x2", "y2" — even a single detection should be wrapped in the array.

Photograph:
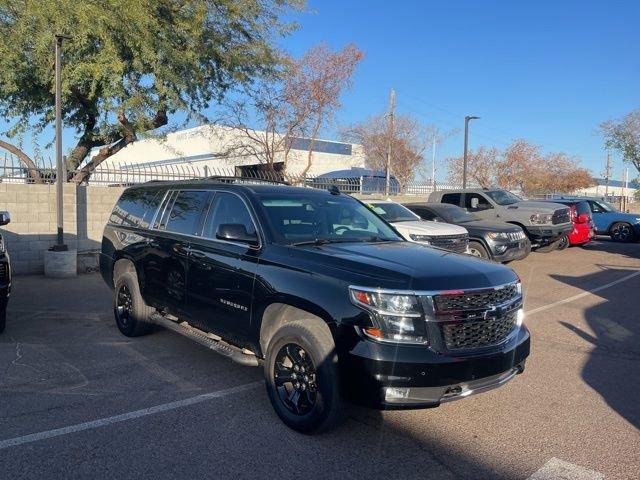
[
  {"x1": 556, "y1": 235, "x2": 570, "y2": 250},
  {"x1": 609, "y1": 222, "x2": 635, "y2": 243},
  {"x1": 264, "y1": 321, "x2": 343, "y2": 434},
  {"x1": 468, "y1": 241, "x2": 490, "y2": 259},
  {"x1": 535, "y1": 238, "x2": 560, "y2": 253},
  {"x1": 114, "y1": 272, "x2": 154, "y2": 337}
]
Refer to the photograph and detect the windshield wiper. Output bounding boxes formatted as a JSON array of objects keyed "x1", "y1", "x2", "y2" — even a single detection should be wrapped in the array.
[{"x1": 291, "y1": 236, "x2": 395, "y2": 246}]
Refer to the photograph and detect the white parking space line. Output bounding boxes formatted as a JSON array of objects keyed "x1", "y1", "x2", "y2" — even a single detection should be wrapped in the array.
[
  {"x1": 526, "y1": 269, "x2": 640, "y2": 316},
  {"x1": 527, "y1": 457, "x2": 604, "y2": 479},
  {"x1": 0, "y1": 381, "x2": 262, "y2": 451}
]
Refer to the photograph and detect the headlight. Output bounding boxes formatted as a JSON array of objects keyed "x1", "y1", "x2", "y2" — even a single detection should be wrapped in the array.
[
  {"x1": 409, "y1": 233, "x2": 431, "y2": 244},
  {"x1": 349, "y1": 287, "x2": 428, "y2": 344},
  {"x1": 487, "y1": 232, "x2": 508, "y2": 240},
  {"x1": 530, "y1": 213, "x2": 553, "y2": 225}
]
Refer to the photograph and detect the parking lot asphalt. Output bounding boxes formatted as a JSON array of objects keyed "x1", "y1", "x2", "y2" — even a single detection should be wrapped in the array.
[{"x1": 0, "y1": 239, "x2": 639, "y2": 480}]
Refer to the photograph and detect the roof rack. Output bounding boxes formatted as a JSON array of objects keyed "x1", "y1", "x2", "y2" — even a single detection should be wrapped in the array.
[{"x1": 206, "y1": 175, "x2": 291, "y2": 186}]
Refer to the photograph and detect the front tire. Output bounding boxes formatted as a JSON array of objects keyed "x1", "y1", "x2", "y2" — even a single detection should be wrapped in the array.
[
  {"x1": 556, "y1": 235, "x2": 570, "y2": 250},
  {"x1": 609, "y1": 222, "x2": 635, "y2": 243},
  {"x1": 114, "y1": 271, "x2": 154, "y2": 337},
  {"x1": 264, "y1": 321, "x2": 343, "y2": 434},
  {"x1": 468, "y1": 241, "x2": 490, "y2": 259}
]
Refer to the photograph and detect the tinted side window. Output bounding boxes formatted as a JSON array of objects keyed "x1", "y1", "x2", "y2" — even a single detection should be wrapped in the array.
[
  {"x1": 412, "y1": 208, "x2": 437, "y2": 221},
  {"x1": 203, "y1": 192, "x2": 256, "y2": 240},
  {"x1": 164, "y1": 191, "x2": 210, "y2": 235},
  {"x1": 575, "y1": 201, "x2": 591, "y2": 216},
  {"x1": 109, "y1": 188, "x2": 162, "y2": 228},
  {"x1": 588, "y1": 201, "x2": 605, "y2": 213},
  {"x1": 465, "y1": 193, "x2": 491, "y2": 210},
  {"x1": 441, "y1": 193, "x2": 461, "y2": 206}
]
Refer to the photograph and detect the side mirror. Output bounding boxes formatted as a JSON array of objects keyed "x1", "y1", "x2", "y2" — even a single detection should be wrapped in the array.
[
  {"x1": 0, "y1": 211, "x2": 10, "y2": 226},
  {"x1": 216, "y1": 223, "x2": 258, "y2": 246},
  {"x1": 576, "y1": 213, "x2": 590, "y2": 224}
]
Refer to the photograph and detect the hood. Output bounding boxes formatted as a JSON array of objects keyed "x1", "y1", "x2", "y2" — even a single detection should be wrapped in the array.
[
  {"x1": 458, "y1": 220, "x2": 523, "y2": 234},
  {"x1": 503, "y1": 200, "x2": 567, "y2": 213},
  {"x1": 289, "y1": 241, "x2": 517, "y2": 291},
  {"x1": 390, "y1": 220, "x2": 468, "y2": 237}
]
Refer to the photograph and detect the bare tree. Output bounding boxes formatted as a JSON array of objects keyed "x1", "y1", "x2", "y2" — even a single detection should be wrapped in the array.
[
  {"x1": 295, "y1": 44, "x2": 364, "y2": 177},
  {"x1": 446, "y1": 146, "x2": 500, "y2": 188},
  {"x1": 223, "y1": 44, "x2": 363, "y2": 175},
  {"x1": 0, "y1": 139, "x2": 43, "y2": 183},
  {"x1": 600, "y1": 109, "x2": 640, "y2": 175},
  {"x1": 342, "y1": 113, "x2": 427, "y2": 190},
  {"x1": 542, "y1": 152, "x2": 594, "y2": 193},
  {"x1": 496, "y1": 139, "x2": 546, "y2": 193}
]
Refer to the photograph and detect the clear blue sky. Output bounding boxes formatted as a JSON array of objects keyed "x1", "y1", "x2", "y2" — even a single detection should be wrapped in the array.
[
  {"x1": 4, "y1": 0, "x2": 638, "y2": 181},
  {"x1": 278, "y1": 0, "x2": 639, "y2": 180}
]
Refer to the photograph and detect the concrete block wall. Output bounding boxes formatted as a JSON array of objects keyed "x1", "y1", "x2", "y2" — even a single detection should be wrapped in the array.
[{"x1": 0, "y1": 183, "x2": 125, "y2": 274}]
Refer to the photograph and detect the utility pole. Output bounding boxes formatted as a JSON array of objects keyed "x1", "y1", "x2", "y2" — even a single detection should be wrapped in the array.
[
  {"x1": 385, "y1": 88, "x2": 396, "y2": 196},
  {"x1": 622, "y1": 167, "x2": 629, "y2": 211},
  {"x1": 431, "y1": 136, "x2": 437, "y2": 190},
  {"x1": 53, "y1": 34, "x2": 71, "y2": 251},
  {"x1": 603, "y1": 150, "x2": 612, "y2": 198},
  {"x1": 462, "y1": 115, "x2": 480, "y2": 189}
]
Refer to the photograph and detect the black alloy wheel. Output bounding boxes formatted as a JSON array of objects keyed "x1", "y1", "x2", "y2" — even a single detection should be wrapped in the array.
[
  {"x1": 610, "y1": 222, "x2": 635, "y2": 243},
  {"x1": 115, "y1": 284, "x2": 133, "y2": 330},
  {"x1": 557, "y1": 235, "x2": 570, "y2": 250},
  {"x1": 274, "y1": 343, "x2": 318, "y2": 415}
]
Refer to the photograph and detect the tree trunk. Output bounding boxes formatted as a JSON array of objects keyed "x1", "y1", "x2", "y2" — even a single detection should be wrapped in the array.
[
  {"x1": 300, "y1": 116, "x2": 323, "y2": 178},
  {"x1": 0, "y1": 140, "x2": 44, "y2": 184}
]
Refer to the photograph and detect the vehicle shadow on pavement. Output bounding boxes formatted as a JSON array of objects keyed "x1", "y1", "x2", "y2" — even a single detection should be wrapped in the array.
[
  {"x1": 580, "y1": 238, "x2": 640, "y2": 261},
  {"x1": 0, "y1": 275, "x2": 514, "y2": 480},
  {"x1": 551, "y1": 267, "x2": 640, "y2": 430}
]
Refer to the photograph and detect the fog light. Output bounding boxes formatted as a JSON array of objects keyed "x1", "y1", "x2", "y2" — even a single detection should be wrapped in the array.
[
  {"x1": 495, "y1": 245, "x2": 508, "y2": 254},
  {"x1": 516, "y1": 308, "x2": 525, "y2": 327},
  {"x1": 385, "y1": 387, "x2": 410, "y2": 402}
]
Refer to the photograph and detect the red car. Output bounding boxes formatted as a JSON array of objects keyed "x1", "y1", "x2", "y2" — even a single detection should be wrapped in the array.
[{"x1": 548, "y1": 200, "x2": 594, "y2": 249}]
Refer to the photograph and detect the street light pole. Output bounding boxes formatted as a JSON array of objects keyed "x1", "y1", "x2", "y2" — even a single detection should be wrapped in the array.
[
  {"x1": 54, "y1": 34, "x2": 71, "y2": 251},
  {"x1": 462, "y1": 115, "x2": 479, "y2": 189},
  {"x1": 385, "y1": 88, "x2": 396, "y2": 196}
]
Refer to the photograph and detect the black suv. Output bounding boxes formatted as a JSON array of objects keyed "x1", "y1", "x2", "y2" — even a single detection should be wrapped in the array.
[
  {"x1": 404, "y1": 202, "x2": 530, "y2": 262},
  {"x1": 0, "y1": 211, "x2": 11, "y2": 334},
  {"x1": 100, "y1": 180, "x2": 530, "y2": 433}
]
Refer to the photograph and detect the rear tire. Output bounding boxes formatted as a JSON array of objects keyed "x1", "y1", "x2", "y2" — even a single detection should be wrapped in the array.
[
  {"x1": 264, "y1": 320, "x2": 343, "y2": 434},
  {"x1": 114, "y1": 271, "x2": 154, "y2": 337},
  {"x1": 609, "y1": 222, "x2": 635, "y2": 243},
  {"x1": 468, "y1": 241, "x2": 490, "y2": 259}
]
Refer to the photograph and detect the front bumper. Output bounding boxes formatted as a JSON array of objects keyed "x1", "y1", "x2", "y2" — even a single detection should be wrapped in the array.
[
  {"x1": 339, "y1": 325, "x2": 530, "y2": 409},
  {"x1": 525, "y1": 224, "x2": 573, "y2": 244},
  {"x1": 491, "y1": 239, "x2": 531, "y2": 262}
]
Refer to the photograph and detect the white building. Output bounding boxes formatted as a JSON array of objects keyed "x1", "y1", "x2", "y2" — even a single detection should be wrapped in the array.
[
  {"x1": 90, "y1": 124, "x2": 365, "y2": 180},
  {"x1": 574, "y1": 178, "x2": 639, "y2": 202}
]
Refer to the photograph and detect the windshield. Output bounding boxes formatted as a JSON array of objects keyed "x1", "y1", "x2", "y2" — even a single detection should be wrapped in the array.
[
  {"x1": 368, "y1": 202, "x2": 419, "y2": 222},
  {"x1": 258, "y1": 194, "x2": 402, "y2": 245},
  {"x1": 435, "y1": 204, "x2": 478, "y2": 223},
  {"x1": 485, "y1": 190, "x2": 522, "y2": 206}
]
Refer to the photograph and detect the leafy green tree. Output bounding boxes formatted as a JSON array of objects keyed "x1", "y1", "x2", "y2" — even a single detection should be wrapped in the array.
[
  {"x1": 0, "y1": 0, "x2": 302, "y2": 182},
  {"x1": 600, "y1": 109, "x2": 640, "y2": 176}
]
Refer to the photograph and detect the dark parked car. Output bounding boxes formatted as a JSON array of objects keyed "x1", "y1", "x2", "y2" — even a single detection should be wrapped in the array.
[
  {"x1": 0, "y1": 211, "x2": 11, "y2": 333},
  {"x1": 101, "y1": 180, "x2": 530, "y2": 433},
  {"x1": 404, "y1": 203, "x2": 530, "y2": 262}
]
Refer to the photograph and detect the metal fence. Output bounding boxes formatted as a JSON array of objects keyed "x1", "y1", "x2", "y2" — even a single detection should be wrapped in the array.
[{"x1": 0, "y1": 153, "x2": 462, "y2": 196}]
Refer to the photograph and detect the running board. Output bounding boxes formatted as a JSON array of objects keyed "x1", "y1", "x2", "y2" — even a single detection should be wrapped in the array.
[{"x1": 150, "y1": 313, "x2": 259, "y2": 367}]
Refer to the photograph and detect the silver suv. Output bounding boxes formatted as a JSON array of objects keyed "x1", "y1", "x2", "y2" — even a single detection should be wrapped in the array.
[{"x1": 428, "y1": 189, "x2": 572, "y2": 249}]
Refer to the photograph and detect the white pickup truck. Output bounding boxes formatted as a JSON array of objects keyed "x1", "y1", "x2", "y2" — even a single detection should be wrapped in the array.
[{"x1": 368, "y1": 200, "x2": 470, "y2": 254}]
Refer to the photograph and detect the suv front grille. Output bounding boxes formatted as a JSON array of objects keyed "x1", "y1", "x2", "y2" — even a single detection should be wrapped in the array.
[
  {"x1": 433, "y1": 283, "x2": 519, "y2": 312},
  {"x1": 507, "y1": 230, "x2": 526, "y2": 241},
  {"x1": 441, "y1": 309, "x2": 518, "y2": 350},
  {"x1": 552, "y1": 208, "x2": 570, "y2": 225},
  {"x1": 428, "y1": 234, "x2": 469, "y2": 254}
]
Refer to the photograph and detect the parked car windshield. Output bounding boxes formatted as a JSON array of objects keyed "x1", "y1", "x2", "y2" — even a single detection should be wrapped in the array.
[
  {"x1": 368, "y1": 202, "x2": 420, "y2": 222},
  {"x1": 486, "y1": 190, "x2": 522, "y2": 205},
  {"x1": 433, "y1": 204, "x2": 479, "y2": 223},
  {"x1": 598, "y1": 200, "x2": 618, "y2": 212},
  {"x1": 258, "y1": 194, "x2": 403, "y2": 245}
]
